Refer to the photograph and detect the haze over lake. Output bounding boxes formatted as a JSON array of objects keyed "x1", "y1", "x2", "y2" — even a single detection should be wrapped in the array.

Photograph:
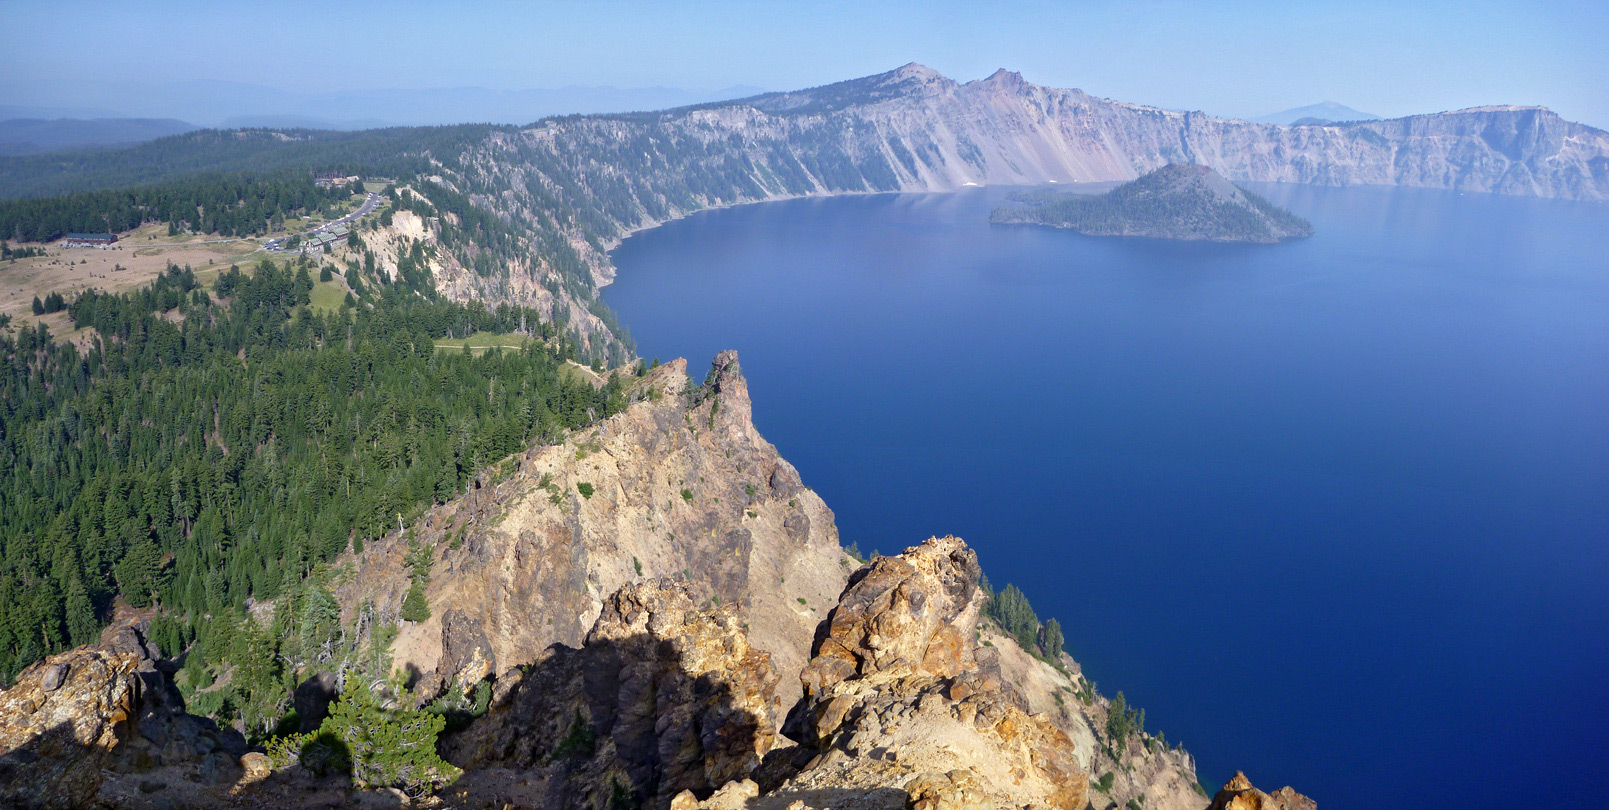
[{"x1": 607, "y1": 184, "x2": 1609, "y2": 809}]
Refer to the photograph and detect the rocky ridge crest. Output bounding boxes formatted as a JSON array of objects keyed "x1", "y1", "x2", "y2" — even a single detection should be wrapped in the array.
[
  {"x1": 333, "y1": 351, "x2": 850, "y2": 711},
  {"x1": 447, "y1": 535, "x2": 1092, "y2": 810}
]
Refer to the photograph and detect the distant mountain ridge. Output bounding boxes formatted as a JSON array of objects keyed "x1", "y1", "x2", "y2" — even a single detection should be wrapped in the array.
[
  {"x1": 1252, "y1": 101, "x2": 1380, "y2": 125},
  {"x1": 1, "y1": 81, "x2": 769, "y2": 129},
  {"x1": 0, "y1": 117, "x2": 199, "y2": 156},
  {"x1": 3, "y1": 63, "x2": 1606, "y2": 356}
]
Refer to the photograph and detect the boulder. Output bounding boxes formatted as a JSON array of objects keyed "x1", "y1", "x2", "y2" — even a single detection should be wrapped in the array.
[
  {"x1": 773, "y1": 536, "x2": 1088, "y2": 810},
  {"x1": 1208, "y1": 771, "x2": 1317, "y2": 810}
]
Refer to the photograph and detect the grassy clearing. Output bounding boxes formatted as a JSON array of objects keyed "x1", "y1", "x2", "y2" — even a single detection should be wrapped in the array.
[
  {"x1": 433, "y1": 331, "x2": 533, "y2": 354},
  {"x1": 308, "y1": 279, "x2": 349, "y2": 313}
]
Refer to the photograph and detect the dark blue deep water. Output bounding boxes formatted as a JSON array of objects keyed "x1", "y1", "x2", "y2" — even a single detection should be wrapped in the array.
[{"x1": 604, "y1": 184, "x2": 1609, "y2": 809}]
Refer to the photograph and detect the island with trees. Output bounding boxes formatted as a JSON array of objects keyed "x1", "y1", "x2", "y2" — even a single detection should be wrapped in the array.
[{"x1": 991, "y1": 163, "x2": 1314, "y2": 243}]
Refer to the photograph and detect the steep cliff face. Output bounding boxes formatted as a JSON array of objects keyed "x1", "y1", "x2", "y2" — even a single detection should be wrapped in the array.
[
  {"x1": 332, "y1": 352, "x2": 851, "y2": 709},
  {"x1": 435, "y1": 63, "x2": 1607, "y2": 346},
  {"x1": 327, "y1": 356, "x2": 1228, "y2": 809},
  {"x1": 980, "y1": 623, "x2": 1206, "y2": 810}
]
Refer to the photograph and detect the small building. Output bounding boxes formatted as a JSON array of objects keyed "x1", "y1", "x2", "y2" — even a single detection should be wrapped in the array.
[
  {"x1": 314, "y1": 172, "x2": 359, "y2": 188},
  {"x1": 62, "y1": 233, "x2": 118, "y2": 247}
]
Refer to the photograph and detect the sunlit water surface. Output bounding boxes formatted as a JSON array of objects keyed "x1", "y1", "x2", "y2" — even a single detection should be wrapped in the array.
[{"x1": 605, "y1": 183, "x2": 1609, "y2": 809}]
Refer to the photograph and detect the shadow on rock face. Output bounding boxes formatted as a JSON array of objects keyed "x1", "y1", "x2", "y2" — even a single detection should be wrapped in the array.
[
  {"x1": 441, "y1": 578, "x2": 779, "y2": 810},
  {"x1": 0, "y1": 618, "x2": 251, "y2": 810}
]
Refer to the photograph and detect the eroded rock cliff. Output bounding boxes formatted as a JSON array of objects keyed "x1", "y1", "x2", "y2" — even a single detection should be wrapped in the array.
[
  {"x1": 438, "y1": 63, "x2": 1608, "y2": 348},
  {"x1": 444, "y1": 536, "x2": 1096, "y2": 810},
  {"x1": 763, "y1": 535, "x2": 1088, "y2": 810},
  {"x1": 333, "y1": 351, "x2": 851, "y2": 711}
]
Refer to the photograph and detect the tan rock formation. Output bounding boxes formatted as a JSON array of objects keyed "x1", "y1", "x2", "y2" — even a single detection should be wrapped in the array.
[
  {"x1": 444, "y1": 578, "x2": 781, "y2": 808},
  {"x1": 334, "y1": 351, "x2": 851, "y2": 712},
  {"x1": 1208, "y1": 771, "x2": 1317, "y2": 810},
  {"x1": 0, "y1": 618, "x2": 254, "y2": 810},
  {"x1": 765, "y1": 536, "x2": 1087, "y2": 810},
  {"x1": 0, "y1": 645, "x2": 144, "y2": 809}
]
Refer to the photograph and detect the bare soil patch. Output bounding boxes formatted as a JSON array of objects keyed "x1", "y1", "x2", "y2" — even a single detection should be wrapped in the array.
[{"x1": 1, "y1": 223, "x2": 262, "y2": 323}]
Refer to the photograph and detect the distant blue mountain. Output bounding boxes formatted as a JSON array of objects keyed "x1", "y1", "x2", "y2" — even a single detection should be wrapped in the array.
[
  {"x1": 1, "y1": 82, "x2": 770, "y2": 129},
  {"x1": 217, "y1": 115, "x2": 396, "y2": 131},
  {"x1": 1252, "y1": 101, "x2": 1380, "y2": 125},
  {"x1": 0, "y1": 117, "x2": 200, "y2": 156}
]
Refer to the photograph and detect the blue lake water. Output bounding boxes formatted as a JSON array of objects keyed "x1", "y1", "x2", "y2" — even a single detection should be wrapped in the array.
[{"x1": 604, "y1": 184, "x2": 1609, "y2": 809}]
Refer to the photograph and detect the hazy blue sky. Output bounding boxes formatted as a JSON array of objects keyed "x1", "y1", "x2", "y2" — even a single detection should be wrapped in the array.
[{"x1": 4, "y1": 0, "x2": 1605, "y2": 126}]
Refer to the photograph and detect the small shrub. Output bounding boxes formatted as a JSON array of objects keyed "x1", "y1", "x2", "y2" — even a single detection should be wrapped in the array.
[
  {"x1": 307, "y1": 682, "x2": 460, "y2": 794},
  {"x1": 550, "y1": 709, "x2": 596, "y2": 761},
  {"x1": 576, "y1": 482, "x2": 594, "y2": 499},
  {"x1": 1095, "y1": 772, "x2": 1115, "y2": 793},
  {"x1": 680, "y1": 488, "x2": 693, "y2": 502}
]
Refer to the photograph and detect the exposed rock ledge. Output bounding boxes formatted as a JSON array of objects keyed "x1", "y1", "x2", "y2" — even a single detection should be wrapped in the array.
[
  {"x1": 333, "y1": 351, "x2": 851, "y2": 713},
  {"x1": 0, "y1": 617, "x2": 253, "y2": 810},
  {"x1": 444, "y1": 535, "x2": 1089, "y2": 810},
  {"x1": 1207, "y1": 771, "x2": 1317, "y2": 810}
]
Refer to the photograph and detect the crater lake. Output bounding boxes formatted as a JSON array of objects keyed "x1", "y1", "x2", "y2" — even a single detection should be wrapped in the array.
[{"x1": 604, "y1": 183, "x2": 1609, "y2": 809}]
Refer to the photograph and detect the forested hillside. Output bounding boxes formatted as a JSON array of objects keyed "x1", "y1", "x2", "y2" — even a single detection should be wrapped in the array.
[
  {"x1": 0, "y1": 126, "x2": 499, "y2": 201},
  {"x1": 0, "y1": 258, "x2": 636, "y2": 689},
  {"x1": 0, "y1": 173, "x2": 364, "y2": 242}
]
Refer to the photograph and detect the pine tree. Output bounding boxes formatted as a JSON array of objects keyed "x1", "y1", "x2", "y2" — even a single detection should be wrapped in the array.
[
  {"x1": 400, "y1": 581, "x2": 430, "y2": 623},
  {"x1": 62, "y1": 575, "x2": 98, "y2": 646},
  {"x1": 315, "y1": 681, "x2": 460, "y2": 793},
  {"x1": 115, "y1": 538, "x2": 163, "y2": 608},
  {"x1": 1038, "y1": 617, "x2": 1064, "y2": 659}
]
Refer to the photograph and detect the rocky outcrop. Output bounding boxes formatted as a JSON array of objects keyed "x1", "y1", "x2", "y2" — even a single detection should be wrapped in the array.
[
  {"x1": 760, "y1": 536, "x2": 1087, "y2": 810},
  {"x1": 1207, "y1": 771, "x2": 1316, "y2": 810},
  {"x1": 443, "y1": 579, "x2": 781, "y2": 808},
  {"x1": 334, "y1": 352, "x2": 851, "y2": 712},
  {"x1": 0, "y1": 618, "x2": 247, "y2": 810},
  {"x1": 0, "y1": 645, "x2": 143, "y2": 809},
  {"x1": 443, "y1": 537, "x2": 1093, "y2": 810}
]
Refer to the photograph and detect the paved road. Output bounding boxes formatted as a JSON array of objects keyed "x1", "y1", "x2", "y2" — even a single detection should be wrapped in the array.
[{"x1": 264, "y1": 191, "x2": 380, "y2": 251}]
